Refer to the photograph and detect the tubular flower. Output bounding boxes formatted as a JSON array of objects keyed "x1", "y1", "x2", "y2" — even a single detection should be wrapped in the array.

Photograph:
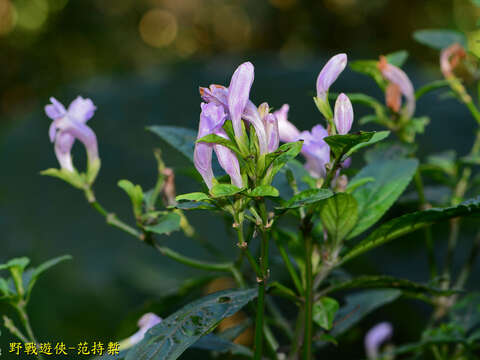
[
  {"x1": 127, "y1": 313, "x2": 162, "y2": 347},
  {"x1": 364, "y1": 322, "x2": 393, "y2": 360},
  {"x1": 378, "y1": 56, "x2": 415, "y2": 118},
  {"x1": 258, "y1": 103, "x2": 280, "y2": 153},
  {"x1": 316, "y1": 53, "x2": 348, "y2": 101},
  {"x1": 334, "y1": 93, "x2": 353, "y2": 135},
  {"x1": 440, "y1": 43, "x2": 466, "y2": 79},
  {"x1": 45, "y1": 96, "x2": 99, "y2": 173},
  {"x1": 200, "y1": 62, "x2": 269, "y2": 155},
  {"x1": 275, "y1": 104, "x2": 300, "y2": 143},
  {"x1": 194, "y1": 102, "x2": 243, "y2": 189}
]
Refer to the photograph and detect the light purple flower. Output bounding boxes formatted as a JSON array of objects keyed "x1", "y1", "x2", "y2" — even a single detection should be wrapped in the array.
[
  {"x1": 378, "y1": 56, "x2": 415, "y2": 118},
  {"x1": 242, "y1": 101, "x2": 269, "y2": 154},
  {"x1": 259, "y1": 103, "x2": 279, "y2": 153},
  {"x1": 299, "y1": 125, "x2": 330, "y2": 179},
  {"x1": 228, "y1": 62, "x2": 254, "y2": 139},
  {"x1": 275, "y1": 104, "x2": 301, "y2": 143},
  {"x1": 334, "y1": 93, "x2": 353, "y2": 135},
  {"x1": 316, "y1": 53, "x2": 348, "y2": 101},
  {"x1": 128, "y1": 313, "x2": 162, "y2": 346},
  {"x1": 45, "y1": 96, "x2": 98, "y2": 172},
  {"x1": 364, "y1": 322, "x2": 393, "y2": 360},
  {"x1": 194, "y1": 102, "x2": 243, "y2": 189}
]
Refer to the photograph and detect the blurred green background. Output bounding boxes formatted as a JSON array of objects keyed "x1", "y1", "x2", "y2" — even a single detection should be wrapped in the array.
[{"x1": 1, "y1": 0, "x2": 480, "y2": 358}]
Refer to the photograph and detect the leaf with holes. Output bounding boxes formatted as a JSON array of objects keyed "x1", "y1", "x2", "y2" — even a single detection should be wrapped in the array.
[{"x1": 125, "y1": 288, "x2": 257, "y2": 360}]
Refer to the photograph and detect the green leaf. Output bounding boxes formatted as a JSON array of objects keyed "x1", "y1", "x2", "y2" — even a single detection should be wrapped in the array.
[
  {"x1": 344, "y1": 131, "x2": 390, "y2": 159},
  {"x1": 325, "y1": 275, "x2": 459, "y2": 298},
  {"x1": 118, "y1": 180, "x2": 144, "y2": 218},
  {"x1": 264, "y1": 141, "x2": 303, "y2": 183},
  {"x1": 148, "y1": 126, "x2": 197, "y2": 162},
  {"x1": 173, "y1": 201, "x2": 216, "y2": 211},
  {"x1": 175, "y1": 192, "x2": 210, "y2": 202},
  {"x1": 386, "y1": 50, "x2": 409, "y2": 67},
  {"x1": 348, "y1": 158, "x2": 418, "y2": 238},
  {"x1": 40, "y1": 168, "x2": 86, "y2": 189},
  {"x1": 349, "y1": 60, "x2": 387, "y2": 89},
  {"x1": 277, "y1": 188, "x2": 334, "y2": 210},
  {"x1": 26, "y1": 255, "x2": 72, "y2": 300},
  {"x1": 313, "y1": 297, "x2": 339, "y2": 330},
  {"x1": 209, "y1": 184, "x2": 243, "y2": 198},
  {"x1": 320, "y1": 193, "x2": 358, "y2": 244},
  {"x1": 345, "y1": 177, "x2": 375, "y2": 194},
  {"x1": 331, "y1": 289, "x2": 401, "y2": 336},
  {"x1": 341, "y1": 197, "x2": 480, "y2": 264},
  {"x1": 192, "y1": 334, "x2": 253, "y2": 356},
  {"x1": 247, "y1": 185, "x2": 279, "y2": 198},
  {"x1": 126, "y1": 288, "x2": 257, "y2": 360},
  {"x1": 426, "y1": 151, "x2": 457, "y2": 176},
  {"x1": 196, "y1": 134, "x2": 241, "y2": 157},
  {"x1": 324, "y1": 132, "x2": 374, "y2": 160},
  {"x1": 0, "y1": 278, "x2": 11, "y2": 299},
  {"x1": 144, "y1": 212, "x2": 181, "y2": 235},
  {"x1": 0, "y1": 257, "x2": 30, "y2": 272},
  {"x1": 467, "y1": 29, "x2": 480, "y2": 58},
  {"x1": 413, "y1": 29, "x2": 467, "y2": 50}
]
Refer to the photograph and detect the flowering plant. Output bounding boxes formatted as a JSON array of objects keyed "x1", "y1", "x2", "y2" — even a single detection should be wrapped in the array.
[{"x1": 2, "y1": 30, "x2": 480, "y2": 360}]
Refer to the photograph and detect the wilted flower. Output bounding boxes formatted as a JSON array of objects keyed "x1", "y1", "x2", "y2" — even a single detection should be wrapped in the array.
[
  {"x1": 316, "y1": 53, "x2": 348, "y2": 101},
  {"x1": 334, "y1": 93, "x2": 353, "y2": 135},
  {"x1": 440, "y1": 43, "x2": 466, "y2": 79},
  {"x1": 378, "y1": 56, "x2": 415, "y2": 118},
  {"x1": 364, "y1": 322, "x2": 393, "y2": 360},
  {"x1": 194, "y1": 102, "x2": 243, "y2": 189},
  {"x1": 45, "y1": 96, "x2": 99, "y2": 175},
  {"x1": 126, "y1": 313, "x2": 162, "y2": 347},
  {"x1": 200, "y1": 62, "x2": 269, "y2": 155}
]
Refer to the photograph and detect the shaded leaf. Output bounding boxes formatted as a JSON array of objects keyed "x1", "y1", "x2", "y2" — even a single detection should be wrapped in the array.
[
  {"x1": 148, "y1": 126, "x2": 197, "y2": 162},
  {"x1": 175, "y1": 192, "x2": 210, "y2": 202},
  {"x1": 277, "y1": 189, "x2": 334, "y2": 210},
  {"x1": 0, "y1": 257, "x2": 30, "y2": 272},
  {"x1": 386, "y1": 50, "x2": 409, "y2": 67},
  {"x1": 324, "y1": 132, "x2": 374, "y2": 160},
  {"x1": 413, "y1": 29, "x2": 467, "y2": 50},
  {"x1": 196, "y1": 134, "x2": 241, "y2": 157},
  {"x1": 320, "y1": 193, "x2": 358, "y2": 244},
  {"x1": 265, "y1": 141, "x2": 303, "y2": 182},
  {"x1": 144, "y1": 213, "x2": 181, "y2": 235},
  {"x1": 348, "y1": 158, "x2": 418, "y2": 238},
  {"x1": 210, "y1": 184, "x2": 243, "y2": 198},
  {"x1": 125, "y1": 288, "x2": 257, "y2": 360},
  {"x1": 342, "y1": 197, "x2": 480, "y2": 264}
]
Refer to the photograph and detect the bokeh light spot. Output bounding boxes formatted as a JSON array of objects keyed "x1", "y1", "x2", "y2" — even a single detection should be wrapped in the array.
[
  {"x1": 16, "y1": 0, "x2": 48, "y2": 31},
  {"x1": 0, "y1": 0, "x2": 16, "y2": 35},
  {"x1": 139, "y1": 9, "x2": 178, "y2": 48}
]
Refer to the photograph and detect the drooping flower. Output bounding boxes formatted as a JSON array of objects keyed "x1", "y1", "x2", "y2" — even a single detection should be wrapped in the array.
[
  {"x1": 316, "y1": 53, "x2": 348, "y2": 101},
  {"x1": 334, "y1": 93, "x2": 353, "y2": 135},
  {"x1": 200, "y1": 62, "x2": 269, "y2": 155},
  {"x1": 378, "y1": 56, "x2": 415, "y2": 118},
  {"x1": 126, "y1": 313, "x2": 162, "y2": 347},
  {"x1": 275, "y1": 104, "x2": 300, "y2": 143},
  {"x1": 45, "y1": 96, "x2": 99, "y2": 173},
  {"x1": 440, "y1": 43, "x2": 466, "y2": 79},
  {"x1": 194, "y1": 102, "x2": 243, "y2": 189},
  {"x1": 364, "y1": 322, "x2": 393, "y2": 360}
]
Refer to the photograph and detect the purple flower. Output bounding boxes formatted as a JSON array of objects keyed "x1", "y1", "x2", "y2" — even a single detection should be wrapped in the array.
[
  {"x1": 378, "y1": 56, "x2": 415, "y2": 118},
  {"x1": 194, "y1": 102, "x2": 243, "y2": 189},
  {"x1": 259, "y1": 103, "x2": 280, "y2": 153},
  {"x1": 45, "y1": 96, "x2": 99, "y2": 173},
  {"x1": 200, "y1": 62, "x2": 269, "y2": 154},
  {"x1": 334, "y1": 93, "x2": 353, "y2": 135},
  {"x1": 364, "y1": 322, "x2": 393, "y2": 360},
  {"x1": 299, "y1": 125, "x2": 330, "y2": 179},
  {"x1": 128, "y1": 313, "x2": 162, "y2": 346},
  {"x1": 316, "y1": 53, "x2": 348, "y2": 101},
  {"x1": 228, "y1": 62, "x2": 254, "y2": 139},
  {"x1": 275, "y1": 104, "x2": 301, "y2": 143}
]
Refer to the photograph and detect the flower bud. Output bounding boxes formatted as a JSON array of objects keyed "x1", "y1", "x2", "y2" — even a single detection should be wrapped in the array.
[
  {"x1": 316, "y1": 53, "x2": 348, "y2": 101},
  {"x1": 334, "y1": 93, "x2": 353, "y2": 135},
  {"x1": 228, "y1": 62, "x2": 254, "y2": 139},
  {"x1": 364, "y1": 322, "x2": 393, "y2": 360}
]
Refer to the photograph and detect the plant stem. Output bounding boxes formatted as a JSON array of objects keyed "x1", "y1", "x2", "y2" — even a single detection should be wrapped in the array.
[
  {"x1": 302, "y1": 229, "x2": 313, "y2": 360},
  {"x1": 15, "y1": 304, "x2": 45, "y2": 360},
  {"x1": 275, "y1": 239, "x2": 304, "y2": 295},
  {"x1": 3, "y1": 315, "x2": 28, "y2": 343},
  {"x1": 455, "y1": 229, "x2": 480, "y2": 289}
]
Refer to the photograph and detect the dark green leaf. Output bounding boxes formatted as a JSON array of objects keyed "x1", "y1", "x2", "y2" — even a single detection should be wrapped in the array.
[
  {"x1": 247, "y1": 185, "x2": 279, "y2": 197},
  {"x1": 320, "y1": 193, "x2": 358, "y2": 244},
  {"x1": 277, "y1": 188, "x2": 334, "y2": 210},
  {"x1": 26, "y1": 255, "x2": 72, "y2": 301},
  {"x1": 348, "y1": 158, "x2": 418, "y2": 238},
  {"x1": 126, "y1": 288, "x2": 257, "y2": 360},
  {"x1": 342, "y1": 197, "x2": 480, "y2": 264},
  {"x1": 148, "y1": 126, "x2": 197, "y2": 162},
  {"x1": 144, "y1": 213, "x2": 181, "y2": 235},
  {"x1": 344, "y1": 131, "x2": 390, "y2": 159},
  {"x1": 173, "y1": 201, "x2": 216, "y2": 211},
  {"x1": 210, "y1": 184, "x2": 243, "y2": 198},
  {"x1": 331, "y1": 289, "x2": 401, "y2": 336},
  {"x1": 175, "y1": 192, "x2": 210, "y2": 202},
  {"x1": 192, "y1": 334, "x2": 252, "y2": 356},
  {"x1": 313, "y1": 297, "x2": 339, "y2": 330},
  {"x1": 413, "y1": 29, "x2": 467, "y2": 50},
  {"x1": 386, "y1": 50, "x2": 409, "y2": 67},
  {"x1": 324, "y1": 132, "x2": 374, "y2": 160}
]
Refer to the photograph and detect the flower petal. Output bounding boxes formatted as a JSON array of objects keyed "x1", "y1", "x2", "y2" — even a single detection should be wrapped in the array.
[
  {"x1": 364, "y1": 322, "x2": 393, "y2": 360},
  {"x1": 67, "y1": 96, "x2": 97, "y2": 123},
  {"x1": 316, "y1": 54, "x2": 347, "y2": 100},
  {"x1": 228, "y1": 62, "x2": 254, "y2": 138},
  {"x1": 214, "y1": 129, "x2": 243, "y2": 188},
  {"x1": 45, "y1": 97, "x2": 67, "y2": 120},
  {"x1": 275, "y1": 104, "x2": 300, "y2": 143},
  {"x1": 54, "y1": 132, "x2": 75, "y2": 172},
  {"x1": 243, "y1": 101, "x2": 268, "y2": 154},
  {"x1": 334, "y1": 93, "x2": 353, "y2": 135}
]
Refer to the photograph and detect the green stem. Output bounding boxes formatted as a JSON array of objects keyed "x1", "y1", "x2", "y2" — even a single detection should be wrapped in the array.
[
  {"x1": 15, "y1": 304, "x2": 45, "y2": 360},
  {"x1": 3, "y1": 315, "x2": 28, "y2": 343},
  {"x1": 302, "y1": 230, "x2": 313, "y2": 360},
  {"x1": 275, "y1": 239, "x2": 304, "y2": 295},
  {"x1": 455, "y1": 229, "x2": 480, "y2": 289}
]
